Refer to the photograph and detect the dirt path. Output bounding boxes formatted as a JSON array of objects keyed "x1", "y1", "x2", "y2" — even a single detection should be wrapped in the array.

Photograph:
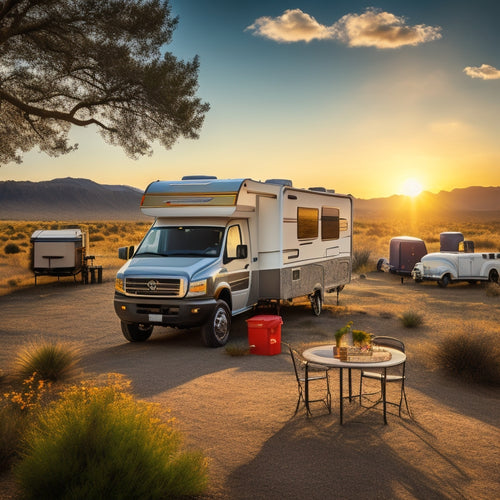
[{"x1": 1, "y1": 273, "x2": 499, "y2": 499}]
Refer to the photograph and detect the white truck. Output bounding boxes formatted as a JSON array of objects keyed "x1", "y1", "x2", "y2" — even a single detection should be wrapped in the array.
[
  {"x1": 411, "y1": 251, "x2": 500, "y2": 287},
  {"x1": 114, "y1": 176, "x2": 352, "y2": 346}
]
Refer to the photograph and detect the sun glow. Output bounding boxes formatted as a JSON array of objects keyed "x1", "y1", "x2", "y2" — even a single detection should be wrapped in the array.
[{"x1": 400, "y1": 178, "x2": 424, "y2": 197}]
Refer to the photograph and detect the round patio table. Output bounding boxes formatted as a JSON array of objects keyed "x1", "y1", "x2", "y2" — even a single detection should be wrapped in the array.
[{"x1": 302, "y1": 345, "x2": 406, "y2": 424}]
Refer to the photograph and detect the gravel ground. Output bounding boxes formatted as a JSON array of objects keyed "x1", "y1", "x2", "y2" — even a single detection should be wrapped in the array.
[{"x1": 1, "y1": 272, "x2": 499, "y2": 499}]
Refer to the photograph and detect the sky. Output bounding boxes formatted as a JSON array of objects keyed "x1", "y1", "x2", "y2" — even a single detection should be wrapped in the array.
[{"x1": 1, "y1": 0, "x2": 500, "y2": 199}]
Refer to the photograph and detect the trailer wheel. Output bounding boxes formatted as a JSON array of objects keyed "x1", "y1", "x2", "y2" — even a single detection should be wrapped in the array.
[
  {"x1": 311, "y1": 291, "x2": 322, "y2": 316},
  {"x1": 437, "y1": 275, "x2": 450, "y2": 288},
  {"x1": 121, "y1": 322, "x2": 153, "y2": 342},
  {"x1": 489, "y1": 269, "x2": 499, "y2": 283},
  {"x1": 202, "y1": 300, "x2": 231, "y2": 347}
]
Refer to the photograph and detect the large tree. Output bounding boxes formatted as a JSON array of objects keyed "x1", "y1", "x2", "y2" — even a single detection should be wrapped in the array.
[{"x1": 0, "y1": 0, "x2": 209, "y2": 164}]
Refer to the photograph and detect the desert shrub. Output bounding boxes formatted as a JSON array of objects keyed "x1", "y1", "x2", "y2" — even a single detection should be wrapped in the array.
[
  {"x1": 0, "y1": 404, "x2": 25, "y2": 472},
  {"x1": 15, "y1": 376, "x2": 208, "y2": 499},
  {"x1": 352, "y1": 248, "x2": 372, "y2": 273},
  {"x1": 400, "y1": 310, "x2": 424, "y2": 328},
  {"x1": 8, "y1": 279, "x2": 18, "y2": 287},
  {"x1": 91, "y1": 233, "x2": 105, "y2": 242},
  {"x1": 0, "y1": 374, "x2": 51, "y2": 472},
  {"x1": 225, "y1": 342, "x2": 250, "y2": 356},
  {"x1": 486, "y1": 283, "x2": 500, "y2": 297},
  {"x1": 14, "y1": 342, "x2": 79, "y2": 382},
  {"x1": 4, "y1": 243, "x2": 21, "y2": 254},
  {"x1": 433, "y1": 331, "x2": 500, "y2": 385}
]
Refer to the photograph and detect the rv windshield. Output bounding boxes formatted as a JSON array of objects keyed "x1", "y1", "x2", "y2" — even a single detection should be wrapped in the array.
[{"x1": 135, "y1": 226, "x2": 224, "y2": 258}]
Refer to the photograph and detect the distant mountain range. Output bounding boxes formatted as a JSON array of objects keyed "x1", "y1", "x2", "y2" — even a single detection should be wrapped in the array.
[
  {"x1": 353, "y1": 186, "x2": 500, "y2": 219},
  {"x1": 0, "y1": 177, "x2": 145, "y2": 220},
  {"x1": 0, "y1": 177, "x2": 499, "y2": 220}
]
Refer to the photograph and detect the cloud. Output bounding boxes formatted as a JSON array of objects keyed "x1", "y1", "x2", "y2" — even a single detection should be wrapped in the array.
[
  {"x1": 245, "y1": 8, "x2": 333, "y2": 43},
  {"x1": 246, "y1": 8, "x2": 442, "y2": 48},
  {"x1": 332, "y1": 8, "x2": 442, "y2": 48},
  {"x1": 463, "y1": 64, "x2": 500, "y2": 80}
]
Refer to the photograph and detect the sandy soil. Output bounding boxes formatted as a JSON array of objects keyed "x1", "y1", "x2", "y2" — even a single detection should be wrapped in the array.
[{"x1": 0, "y1": 272, "x2": 499, "y2": 499}]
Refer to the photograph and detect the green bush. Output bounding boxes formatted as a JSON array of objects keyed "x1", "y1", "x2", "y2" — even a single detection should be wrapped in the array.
[
  {"x1": 14, "y1": 342, "x2": 79, "y2": 382},
  {"x1": 400, "y1": 310, "x2": 424, "y2": 328},
  {"x1": 1, "y1": 374, "x2": 50, "y2": 472},
  {"x1": 16, "y1": 376, "x2": 208, "y2": 499},
  {"x1": 433, "y1": 332, "x2": 500, "y2": 385},
  {"x1": 4, "y1": 243, "x2": 21, "y2": 254},
  {"x1": 0, "y1": 405, "x2": 25, "y2": 472}
]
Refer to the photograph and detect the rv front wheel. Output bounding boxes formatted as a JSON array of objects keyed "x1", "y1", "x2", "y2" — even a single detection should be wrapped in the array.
[
  {"x1": 489, "y1": 269, "x2": 499, "y2": 283},
  {"x1": 202, "y1": 300, "x2": 231, "y2": 347},
  {"x1": 121, "y1": 321, "x2": 153, "y2": 342},
  {"x1": 311, "y1": 291, "x2": 322, "y2": 316}
]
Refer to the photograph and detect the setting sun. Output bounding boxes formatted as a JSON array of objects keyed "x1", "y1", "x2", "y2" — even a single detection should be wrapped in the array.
[{"x1": 400, "y1": 178, "x2": 424, "y2": 197}]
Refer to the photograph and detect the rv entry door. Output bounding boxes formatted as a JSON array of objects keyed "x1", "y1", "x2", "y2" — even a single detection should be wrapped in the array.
[{"x1": 221, "y1": 220, "x2": 251, "y2": 314}]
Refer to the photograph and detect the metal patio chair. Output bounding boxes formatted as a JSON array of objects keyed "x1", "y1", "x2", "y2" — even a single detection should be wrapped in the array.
[
  {"x1": 359, "y1": 336, "x2": 411, "y2": 417},
  {"x1": 284, "y1": 343, "x2": 331, "y2": 416}
]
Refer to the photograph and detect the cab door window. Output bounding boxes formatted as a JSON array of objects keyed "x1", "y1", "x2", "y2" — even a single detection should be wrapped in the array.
[{"x1": 225, "y1": 225, "x2": 242, "y2": 262}]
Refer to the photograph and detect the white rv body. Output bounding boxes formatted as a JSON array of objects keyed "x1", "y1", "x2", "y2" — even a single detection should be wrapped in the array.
[{"x1": 114, "y1": 178, "x2": 352, "y2": 346}]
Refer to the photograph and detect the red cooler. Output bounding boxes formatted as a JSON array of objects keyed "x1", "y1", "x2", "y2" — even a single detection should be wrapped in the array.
[{"x1": 246, "y1": 315, "x2": 283, "y2": 355}]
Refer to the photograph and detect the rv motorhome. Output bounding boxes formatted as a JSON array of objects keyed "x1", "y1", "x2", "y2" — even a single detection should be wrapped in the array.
[{"x1": 114, "y1": 177, "x2": 353, "y2": 347}]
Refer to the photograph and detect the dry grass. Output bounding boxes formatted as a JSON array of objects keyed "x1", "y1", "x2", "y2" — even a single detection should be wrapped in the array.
[{"x1": 1, "y1": 215, "x2": 499, "y2": 294}]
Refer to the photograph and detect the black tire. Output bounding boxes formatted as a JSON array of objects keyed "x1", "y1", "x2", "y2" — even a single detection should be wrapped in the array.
[
  {"x1": 437, "y1": 275, "x2": 450, "y2": 288},
  {"x1": 201, "y1": 300, "x2": 231, "y2": 347},
  {"x1": 311, "y1": 291, "x2": 322, "y2": 316},
  {"x1": 121, "y1": 321, "x2": 153, "y2": 342},
  {"x1": 489, "y1": 269, "x2": 499, "y2": 283}
]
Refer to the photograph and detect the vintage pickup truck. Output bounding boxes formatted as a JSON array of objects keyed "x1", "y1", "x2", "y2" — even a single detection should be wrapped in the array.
[{"x1": 411, "y1": 251, "x2": 500, "y2": 287}]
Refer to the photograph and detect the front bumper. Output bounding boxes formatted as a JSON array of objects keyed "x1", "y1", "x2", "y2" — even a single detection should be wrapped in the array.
[{"x1": 114, "y1": 293, "x2": 217, "y2": 328}]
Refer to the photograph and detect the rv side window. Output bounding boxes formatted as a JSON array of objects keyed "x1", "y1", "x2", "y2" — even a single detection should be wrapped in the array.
[
  {"x1": 297, "y1": 207, "x2": 318, "y2": 239},
  {"x1": 321, "y1": 207, "x2": 340, "y2": 240},
  {"x1": 225, "y1": 225, "x2": 242, "y2": 261}
]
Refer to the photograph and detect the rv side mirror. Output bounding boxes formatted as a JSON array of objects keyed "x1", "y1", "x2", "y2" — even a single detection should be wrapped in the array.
[
  {"x1": 118, "y1": 246, "x2": 134, "y2": 260},
  {"x1": 236, "y1": 244, "x2": 248, "y2": 259}
]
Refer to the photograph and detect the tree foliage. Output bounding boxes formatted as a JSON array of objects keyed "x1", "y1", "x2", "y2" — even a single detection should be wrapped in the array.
[{"x1": 0, "y1": 0, "x2": 210, "y2": 164}]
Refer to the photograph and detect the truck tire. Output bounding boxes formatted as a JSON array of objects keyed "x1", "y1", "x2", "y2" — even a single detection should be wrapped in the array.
[
  {"x1": 311, "y1": 291, "x2": 322, "y2": 316},
  {"x1": 121, "y1": 321, "x2": 153, "y2": 342},
  {"x1": 201, "y1": 300, "x2": 231, "y2": 347},
  {"x1": 437, "y1": 275, "x2": 450, "y2": 288},
  {"x1": 489, "y1": 269, "x2": 499, "y2": 283}
]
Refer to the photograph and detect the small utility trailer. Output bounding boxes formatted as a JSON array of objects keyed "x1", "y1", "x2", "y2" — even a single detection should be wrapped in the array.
[{"x1": 30, "y1": 229, "x2": 89, "y2": 284}]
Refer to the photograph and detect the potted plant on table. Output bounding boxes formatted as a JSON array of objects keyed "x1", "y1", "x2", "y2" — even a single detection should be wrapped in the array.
[
  {"x1": 352, "y1": 329, "x2": 373, "y2": 355},
  {"x1": 334, "y1": 321, "x2": 352, "y2": 358}
]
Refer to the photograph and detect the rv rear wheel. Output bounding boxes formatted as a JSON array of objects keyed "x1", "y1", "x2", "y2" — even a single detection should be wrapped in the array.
[
  {"x1": 311, "y1": 291, "x2": 322, "y2": 316},
  {"x1": 121, "y1": 321, "x2": 153, "y2": 342},
  {"x1": 202, "y1": 300, "x2": 231, "y2": 347}
]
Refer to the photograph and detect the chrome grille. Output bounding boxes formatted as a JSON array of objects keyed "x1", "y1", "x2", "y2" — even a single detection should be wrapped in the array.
[{"x1": 124, "y1": 278, "x2": 185, "y2": 297}]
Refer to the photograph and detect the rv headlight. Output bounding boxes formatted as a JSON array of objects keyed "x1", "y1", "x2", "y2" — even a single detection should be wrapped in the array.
[
  {"x1": 187, "y1": 279, "x2": 207, "y2": 297},
  {"x1": 115, "y1": 278, "x2": 125, "y2": 294}
]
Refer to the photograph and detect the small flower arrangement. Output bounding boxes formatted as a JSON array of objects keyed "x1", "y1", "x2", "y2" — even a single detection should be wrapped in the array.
[
  {"x1": 351, "y1": 329, "x2": 373, "y2": 348},
  {"x1": 334, "y1": 321, "x2": 353, "y2": 348}
]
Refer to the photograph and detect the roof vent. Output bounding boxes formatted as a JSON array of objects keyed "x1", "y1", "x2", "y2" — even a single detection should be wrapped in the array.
[
  {"x1": 265, "y1": 179, "x2": 293, "y2": 187},
  {"x1": 308, "y1": 187, "x2": 326, "y2": 192},
  {"x1": 181, "y1": 175, "x2": 217, "y2": 180}
]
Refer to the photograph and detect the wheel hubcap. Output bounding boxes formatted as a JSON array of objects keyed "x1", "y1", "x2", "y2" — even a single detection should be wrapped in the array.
[{"x1": 214, "y1": 309, "x2": 228, "y2": 340}]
